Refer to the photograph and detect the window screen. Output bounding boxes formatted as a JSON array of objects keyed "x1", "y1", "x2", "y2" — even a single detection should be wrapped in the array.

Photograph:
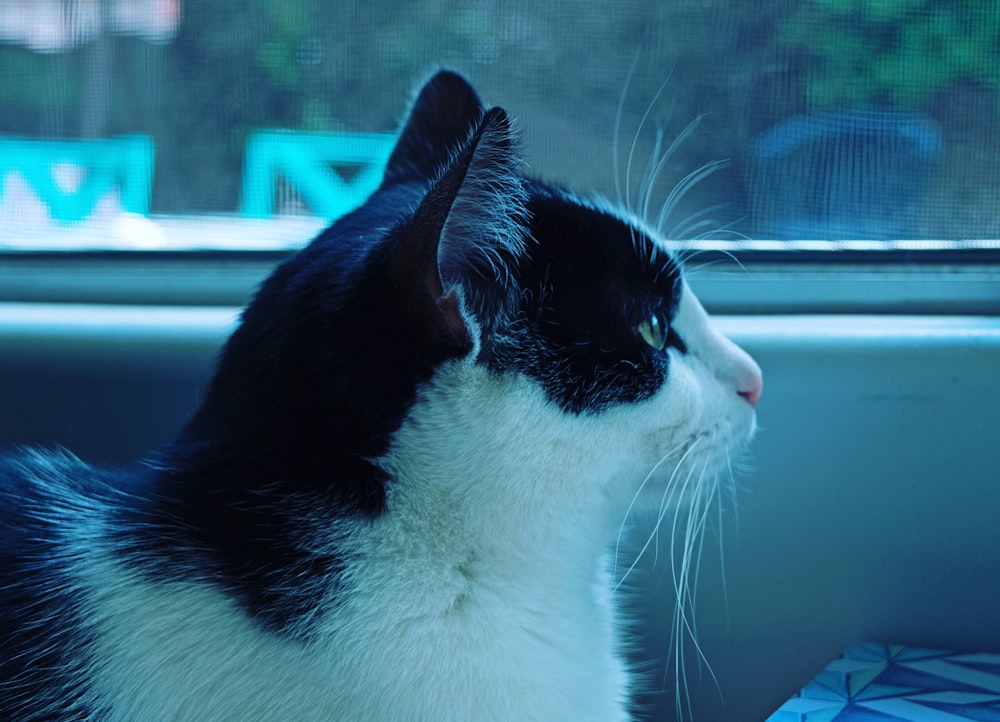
[{"x1": 0, "y1": 0, "x2": 998, "y2": 253}]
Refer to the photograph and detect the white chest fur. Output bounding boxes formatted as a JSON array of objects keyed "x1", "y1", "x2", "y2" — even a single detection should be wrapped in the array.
[
  {"x1": 79, "y1": 371, "x2": 635, "y2": 720},
  {"x1": 82, "y1": 542, "x2": 629, "y2": 722}
]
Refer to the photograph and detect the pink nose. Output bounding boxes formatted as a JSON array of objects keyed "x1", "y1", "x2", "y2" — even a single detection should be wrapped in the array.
[
  {"x1": 705, "y1": 323, "x2": 763, "y2": 409},
  {"x1": 739, "y1": 385, "x2": 762, "y2": 408},
  {"x1": 736, "y1": 362, "x2": 763, "y2": 408}
]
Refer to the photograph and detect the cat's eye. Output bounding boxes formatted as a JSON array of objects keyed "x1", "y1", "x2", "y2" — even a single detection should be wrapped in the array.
[{"x1": 637, "y1": 314, "x2": 668, "y2": 351}]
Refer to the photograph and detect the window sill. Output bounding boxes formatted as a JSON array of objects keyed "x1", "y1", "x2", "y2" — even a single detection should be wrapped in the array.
[{"x1": 0, "y1": 216, "x2": 998, "y2": 314}]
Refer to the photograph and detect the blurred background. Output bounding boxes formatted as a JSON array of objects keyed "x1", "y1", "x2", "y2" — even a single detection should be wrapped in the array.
[{"x1": 1, "y1": 0, "x2": 999, "y2": 250}]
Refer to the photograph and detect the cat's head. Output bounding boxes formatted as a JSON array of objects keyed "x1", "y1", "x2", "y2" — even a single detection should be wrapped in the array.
[{"x1": 180, "y1": 70, "x2": 761, "y2": 539}]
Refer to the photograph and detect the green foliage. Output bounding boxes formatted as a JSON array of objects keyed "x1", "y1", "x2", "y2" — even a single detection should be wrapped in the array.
[
  {"x1": 255, "y1": 2, "x2": 311, "y2": 89},
  {"x1": 782, "y1": 0, "x2": 1000, "y2": 109},
  {"x1": 0, "y1": 46, "x2": 83, "y2": 135}
]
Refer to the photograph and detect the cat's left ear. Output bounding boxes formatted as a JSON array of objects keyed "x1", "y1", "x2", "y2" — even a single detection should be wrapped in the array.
[
  {"x1": 383, "y1": 70, "x2": 484, "y2": 187},
  {"x1": 391, "y1": 107, "x2": 528, "y2": 349}
]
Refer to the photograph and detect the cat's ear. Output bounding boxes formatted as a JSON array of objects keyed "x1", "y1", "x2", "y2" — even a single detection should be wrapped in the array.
[
  {"x1": 383, "y1": 70, "x2": 485, "y2": 187},
  {"x1": 391, "y1": 107, "x2": 528, "y2": 348}
]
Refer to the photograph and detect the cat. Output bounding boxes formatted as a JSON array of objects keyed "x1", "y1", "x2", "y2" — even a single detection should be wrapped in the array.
[{"x1": 0, "y1": 70, "x2": 762, "y2": 721}]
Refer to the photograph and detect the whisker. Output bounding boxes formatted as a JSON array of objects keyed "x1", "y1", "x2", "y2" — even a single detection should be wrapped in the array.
[
  {"x1": 613, "y1": 53, "x2": 641, "y2": 213},
  {"x1": 612, "y1": 441, "x2": 686, "y2": 585},
  {"x1": 655, "y1": 159, "x2": 728, "y2": 238},
  {"x1": 667, "y1": 458, "x2": 725, "y2": 721},
  {"x1": 665, "y1": 203, "x2": 730, "y2": 242},
  {"x1": 639, "y1": 128, "x2": 666, "y2": 224},
  {"x1": 655, "y1": 453, "x2": 701, "y2": 569},
  {"x1": 643, "y1": 114, "x2": 705, "y2": 227},
  {"x1": 613, "y1": 438, "x2": 701, "y2": 593},
  {"x1": 717, "y1": 453, "x2": 735, "y2": 634},
  {"x1": 671, "y1": 241, "x2": 755, "y2": 282},
  {"x1": 624, "y1": 71, "x2": 674, "y2": 219}
]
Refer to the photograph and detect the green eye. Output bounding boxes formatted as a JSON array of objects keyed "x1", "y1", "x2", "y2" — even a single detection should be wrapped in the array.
[{"x1": 637, "y1": 314, "x2": 667, "y2": 351}]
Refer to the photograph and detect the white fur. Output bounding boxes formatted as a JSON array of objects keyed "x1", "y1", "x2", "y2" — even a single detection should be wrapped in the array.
[{"x1": 73, "y1": 280, "x2": 758, "y2": 721}]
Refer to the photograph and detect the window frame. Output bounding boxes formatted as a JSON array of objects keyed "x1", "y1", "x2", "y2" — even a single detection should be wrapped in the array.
[{"x1": 2, "y1": 246, "x2": 997, "y2": 316}]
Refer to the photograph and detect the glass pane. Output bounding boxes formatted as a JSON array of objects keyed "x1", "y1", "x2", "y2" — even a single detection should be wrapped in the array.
[{"x1": 0, "y1": 0, "x2": 998, "y2": 251}]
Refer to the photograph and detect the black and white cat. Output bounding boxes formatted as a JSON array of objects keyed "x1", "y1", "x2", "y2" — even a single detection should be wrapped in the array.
[{"x1": 0, "y1": 71, "x2": 761, "y2": 721}]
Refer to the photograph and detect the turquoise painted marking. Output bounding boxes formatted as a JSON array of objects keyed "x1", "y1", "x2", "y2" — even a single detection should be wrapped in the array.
[
  {"x1": 241, "y1": 131, "x2": 396, "y2": 219},
  {"x1": 0, "y1": 136, "x2": 154, "y2": 223}
]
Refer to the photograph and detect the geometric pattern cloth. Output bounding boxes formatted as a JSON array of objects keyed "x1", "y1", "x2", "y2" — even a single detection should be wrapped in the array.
[{"x1": 766, "y1": 643, "x2": 1000, "y2": 721}]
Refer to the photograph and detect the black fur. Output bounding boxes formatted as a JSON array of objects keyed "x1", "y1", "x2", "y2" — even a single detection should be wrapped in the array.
[
  {"x1": 0, "y1": 453, "x2": 110, "y2": 720},
  {"x1": 114, "y1": 91, "x2": 515, "y2": 636},
  {"x1": 501, "y1": 187, "x2": 686, "y2": 413}
]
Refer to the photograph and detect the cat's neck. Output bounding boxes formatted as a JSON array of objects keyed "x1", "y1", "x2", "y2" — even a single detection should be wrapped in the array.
[{"x1": 370, "y1": 363, "x2": 637, "y2": 580}]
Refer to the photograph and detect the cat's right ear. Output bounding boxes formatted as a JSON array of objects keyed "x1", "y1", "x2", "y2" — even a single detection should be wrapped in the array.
[{"x1": 382, "y1": 70, "x2": 485, "y2": 187}]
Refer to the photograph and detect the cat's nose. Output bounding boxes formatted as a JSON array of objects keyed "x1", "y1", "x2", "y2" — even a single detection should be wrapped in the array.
[
  {"x1": 714, "y1": 334, "x2": 763, "y2": 408},
  {"x1": 739, "y1": 379, "x2": 762, "y2": 408},
  {"x1": 735, "y1": 357, "x2": 763, "y2": 408}
]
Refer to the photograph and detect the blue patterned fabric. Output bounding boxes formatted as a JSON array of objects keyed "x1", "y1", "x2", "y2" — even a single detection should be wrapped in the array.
[{"x1": 767, "y1": 643, "x2": 1000, "y2": 721}]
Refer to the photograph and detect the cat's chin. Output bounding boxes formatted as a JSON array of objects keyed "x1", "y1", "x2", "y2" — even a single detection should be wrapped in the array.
[
  {"x1": 615, "y1": 423, "x2": 751, "y2": 511},
  {"x1": 616, "y1": 374, "x2": 756, "y2": 494}
]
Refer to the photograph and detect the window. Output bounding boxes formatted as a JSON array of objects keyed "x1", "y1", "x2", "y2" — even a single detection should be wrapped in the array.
[{"x1": 0, "y1": 1, "x2": 998, "y2": 311}]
